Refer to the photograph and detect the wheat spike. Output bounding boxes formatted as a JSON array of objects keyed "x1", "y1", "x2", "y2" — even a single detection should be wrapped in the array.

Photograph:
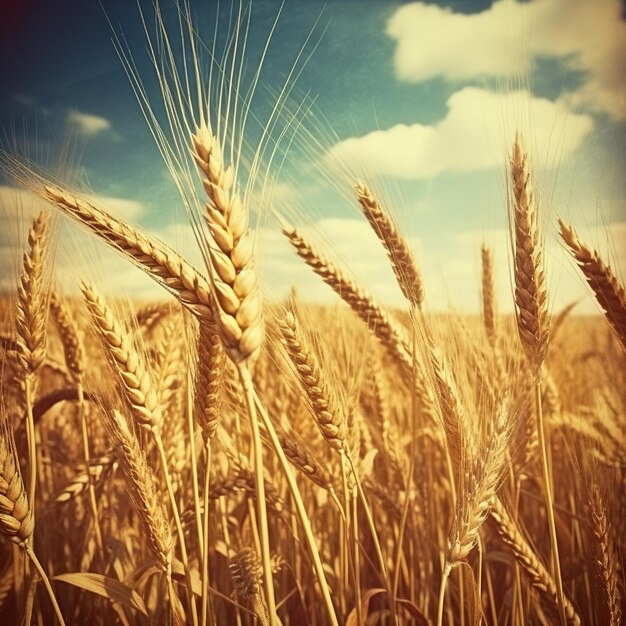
[
  {"x1": 448, "y1": 402, "x2": 509, "y2": 564},
  {"x1": 82, "y1": 284, "x2": 160, "y2": 429},
  {"x1": 355, "y1": 182, "x2": 424, "y2": 308},
  {"x1": 44, "y1": 186, "x2": 214, "y2": 322},
  {"x1": 192, "y1": 124, "x2": 264, "y2": 362},
  {"x1": 491, "y1": 499, "x2": 581, "y2": 626},
  {"x1": 0, "y1": 420, "x2": 34, "y2": 545},
  {"x1": 194, "y1": 322, "x2": 224, "y2": 441},
  {"x1": 283, "y1": 225, "x2": 412, "y2": 363},
  {"x1": 104, "y1": 410, "x2": 172, "y2": 572},
  {"x1": 279, "y1": 311, "x2": 346, "y2": 452},
  {"x1": 589, "y1": 484, "x2": 622, "y2": 626},
  {"x1": 558, "y1": 218, "x2": 626, "y2": 350},
  {"x1": 15, "y1": 211, "x2": 50, "y2": 377},
  {"x1": 510, "y1": 135, "x2": 550, "y2": 367},
  {"x1": 49, "y1": 293, "x2": 84, "y2": 383},
  {"x1": 230, "y1": 548, "x2": 270, "y2": 626}
]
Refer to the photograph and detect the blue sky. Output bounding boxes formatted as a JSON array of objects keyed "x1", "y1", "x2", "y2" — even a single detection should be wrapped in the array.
[{"x1": 1, "y1": 0, "x2": 625, "y2": 314}]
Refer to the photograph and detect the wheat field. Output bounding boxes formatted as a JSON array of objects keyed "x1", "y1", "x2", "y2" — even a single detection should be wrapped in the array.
[{"x1": 0, "y1": 2, "x2": 625, "y2": 625}]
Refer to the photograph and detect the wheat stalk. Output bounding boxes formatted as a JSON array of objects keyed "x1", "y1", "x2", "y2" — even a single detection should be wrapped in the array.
[
  {"x1": 15, "y1": 210, "x2": 51, "y2": 519},
  {"x1": 192, "y1": 123, "x2": 276, "y2": 625},
  {"x1": 510, "y1": 134, "x2": 566, "y2": 626}
]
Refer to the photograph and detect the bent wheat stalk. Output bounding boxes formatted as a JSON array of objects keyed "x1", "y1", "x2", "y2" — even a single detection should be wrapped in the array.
[
  {"x1": 83, "y1": 285, "x2": 197, "y2": 625},
  {"x1": 510, "y1": 135, "x2": 565, "y2": 626},
  {"x1": 192, "y1": 123, "x2": 276, "y2": 625}
]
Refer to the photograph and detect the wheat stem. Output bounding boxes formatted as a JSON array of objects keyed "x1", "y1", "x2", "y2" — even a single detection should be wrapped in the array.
[
  {"x1": 534, "y1": 379, "x2": 567, "y2": 626},
  {"x1": 238, "y1": 365, "x2": 278, "y2": 626},
  {"x1": 25, "y1": 544, "x2": 66, "y2": 626},
  {"x1": 436, "y1": 561, "x2": 452, "y2": 626},
  {"x1": 252, "y1": 391, "x2": 340, "y2": 626}
]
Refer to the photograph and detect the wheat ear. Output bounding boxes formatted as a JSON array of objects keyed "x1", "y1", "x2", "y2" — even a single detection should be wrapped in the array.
[
  {"x1": 44, "y1": 186, "x2": 213, "y2": 322},
  {"x1": 192, "y1": 124, "x2": 264, "y2": 362},
  {"x1": 448, "y1": 401, "x2": 509, "y2": 565},
  {"x1": 589, "y1": 484, "x2": 622, "y2": 626},
  {"x1": 481, "y1": 244, "x2": 497, "y2": 346},
  {"x1": 83, "y1": 284, "x2": 197, "y2": 623},
  {"x1": 229, "y1": 548, "x2": 270, "y2": 626},
  {"x1": 15, "y1": 211, "x2": 50, "y2": 377},
  {"x1": 490, "y1": 499, "x2": 581, "y2": 626},
  {"x1": 104, "y1": 410, "x2": 172, "y2": 572},
  {"x1": 510, "y1": 134, "x2": 566, "y2": 626},
  {"x1": 558, "y1": 218, "x2": 626, "y2": 350},
  {"x1": 427, "y1": 345, "x2": 470, "y2": 472},
  {"x1": 194, "y1": 322, "x2": 224, "y2": 442},
  {"x1": 0, "y1": 419, "x2": 34, "y2": 546},
  {"x1": 264, "y1": 420, "x2": 334, "y2": 492},
  {"x1": 510, "y1": 135, "x2": 550, "y2": 368},
  {"x1": 49, "y1": 293, "x2": 84, "y2": 383},
  {"x1": 15, "y1": 210, "x2": 50, "y2": 518},
  {"x1": 279, "y1": 311, "x2": 346, "y2": 452},
  {"x1": 355, "y1": 182, "x2": 424, "y2": 308},
  {"x1": 82, "y1": 284, "x2": 161, "y2": 429},
  {"x1": 283, "y1": 226, "x2": 411, "y2": 361}
]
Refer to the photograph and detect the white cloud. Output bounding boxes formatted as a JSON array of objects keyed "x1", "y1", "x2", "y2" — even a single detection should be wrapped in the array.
[
  {"x1": 83, "y1": 194, "x2": 147, "y2": 221},
  {"x1": 387, "y1": 0, "x2": 626, "y2": 120},
  {"x1": 257, "y1": 217, "x2": 422, "y2": 308},
  {"x1": 328, "y1": 87, "x2": 593, "y2": 179},
  {"x1": 0, "y1": 186, "x2": 156, "y2": 298},
  {"x1": 445, "y1": 221, "x2": 626, "y2": 315},
  {"x1": 3, "y1": 182, "x2": 622, "y2": 317},
  {"x1": 67, "y1": 110, "x2": 112, "y2": 136}
]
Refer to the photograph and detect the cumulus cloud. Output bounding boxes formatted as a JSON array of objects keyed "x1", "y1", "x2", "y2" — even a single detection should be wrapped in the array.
[
  {"x1": 67, "y1": 110, "x2": 112, "y2": 136},
  {"x1": 328, "y1": 87, "x2": 593, "y2": 178},
  {"x1": 387, "y1": 0, "x2": 626, "y2": 120}
]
